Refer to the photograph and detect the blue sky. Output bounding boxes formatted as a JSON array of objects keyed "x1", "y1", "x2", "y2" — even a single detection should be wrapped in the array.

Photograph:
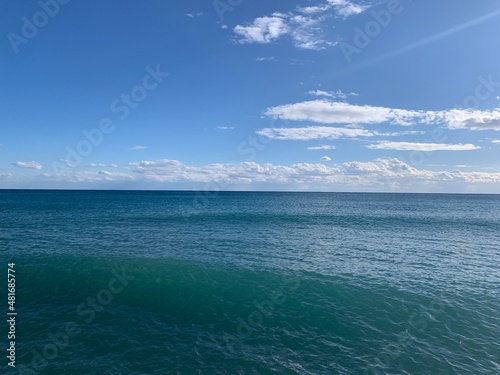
[{"x1": 2, "y1": 0, "x2": 500, "y2": 192}]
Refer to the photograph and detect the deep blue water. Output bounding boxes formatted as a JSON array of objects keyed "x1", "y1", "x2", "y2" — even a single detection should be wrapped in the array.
[{"x1": 0, "y1": 190, "x2": 499, "y2": 374}]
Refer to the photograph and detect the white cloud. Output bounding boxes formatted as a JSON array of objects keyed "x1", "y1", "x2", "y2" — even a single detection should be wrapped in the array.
[
  {"x1": 127, "y1": 160, "x2": 213, "y2": 183},
  {"x1": 444, "y1": 109, "x2": 500, "y2": 130},
  {"x1": 366, "y1": 141, "x2": 481, "y2": 151},
  {"x1": 233, "y1": 13, "x2": 329, "y2": 50},
  {"x1": 307, "y1": 89, "x2": 358, "y2": 99},
  {"x1": 187, "y1": 12, "x2": 203, "y2": 18},
  {"x1": 57, "y1": 160, "x2": 118, "y2": 169},
  {"x1": 126, "y1": 159, "x2": 336, "y2": 185},
  {"x1": 130, "y1": 145, "x2": 148, "y2": 150},
  {"x1": 375, "y1": 130, "x2": 428, "y2": 137},
  {"x1": 264, "y1": 100, "x2": 428, "y2": 126},
  {"x1": 5, "y1": 158, "x2": 500, "y2": 192},
  {"x1": 264, "y1": 99, "x2": 500, "y2": 130},
  {"x1": 96, "y1": 170, "x2": 135, "y2": 181},
  {"x1": 255, "y1": 57, "x2": 276, "y2": 62},
  {"x1": 12, "y1": 161, "x2": 42, "y2": 170},
  {"x1": 339, "y1": 157, "x2": 500, "y2": 185},
  {"x1": 124, "y1": 158, "x2": 500, "y2": 190},
  {"x1": 492, "y1": 139, "x2": 500, "y2": 144},
  {"x1": 320, "y1": 156, "x2": 332, "y2": 161},
  {"x1": 307, "y1": 145, "x2": 336, "y2": 150},
  {"x1": 234, "y1": 15, "x2": 290, "y2": 44},
  {"x1": 18, "y1": 170, "x2": 135, "y2": 185},
  {"x1": 216, "y1": 126, "x2": 235, "y2": 130},
  {"x1": 455, "y1": 165, "x2": 472, "y2": 168},
  {"x1": 328, "y1": 0, "x2": 369, "y2": 18},
  {"x1": 87, "y1": 163, "x2": 118, "y2": 168},
  {"x1": 297, "y1": 0, "x2": 369, "y2": 18},
  {"x1": 308, "y1": 90, "x2": 334, "y2": 97},
  {"x1": 234, "y1": 1, "x2": 368, "y2": 50},
  {"x1": 287, "y1": 14, "x2": 331, "y2": 50},
  {"x1": 256, "y1": 126, "x2": 374, "y2": 140},
  {"x1": 297, "y1": 4, "x2": 331, "y2": 14}
]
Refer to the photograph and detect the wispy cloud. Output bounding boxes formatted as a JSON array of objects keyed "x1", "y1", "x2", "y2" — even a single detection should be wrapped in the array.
[
  {"x1": 308, "y1": 89, "x2": 358, "y2": 99},
  {"x1": 57, "y1": 160, "x2": 118, "y2": 169},
  {"x1": 257, "y1": 126, "x2": 374, "y2": 140},
  {"x1": 96, "y1": 170, "x2": 135, "y2": 181},
  {"x1": 129, "y1": 145, "x2": 148, "y2": 150},
  {"x1": 297, "y1": 4, "x2": 331, "y2": 15},
  {"x1": 12, "y1": 161, "x2": 42, "y2": 170},
  {"x1": 492, "y1": 139, "x2": 500, "y2": 144},
  {"x1": 366, "y1": 141, "x2": 481, "y2": 151},
  {"x1": 297, "y1": 0, "x2": 369, "y2": 18},
  {"x1": 325, "y1": 0, "x2": 370, "y2": 18},
  {"x1": 255, "y1": 57, "x2": 276, "y2": 62},
  {"x1": 320, "y1": 156, "x2": 332, "y2": 161},
  {"x1": 87, "y1": 163, "x2": 118, "y2": 168},
  {"x1": 307, "y1": 145, "x2": 336, "y2": 150},
  {"x1": 216, "y1": 126, "x2": 235, "y2": 130},
  {"x1": 187, "y1": 12, "x2": 203, "y2": 18},
  {"x1": 258, "y1": 127, "x2": 439, "y2": 142},
  {"x1": 309, "y1": 90, "x2": 335, "y2": 98},
  {"x1": 375, "y1": 130, "x2": 428, "y2": 137}
]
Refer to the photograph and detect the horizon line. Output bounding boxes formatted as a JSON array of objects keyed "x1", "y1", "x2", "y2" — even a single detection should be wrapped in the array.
[{"x1": 1, "y1": 188, "x2": 499, "y2": 195}]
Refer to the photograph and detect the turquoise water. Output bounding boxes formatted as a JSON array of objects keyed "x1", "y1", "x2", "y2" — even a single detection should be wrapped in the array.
[{"x1": 1, "y1": 190, "x2": 499, "y2": 374}]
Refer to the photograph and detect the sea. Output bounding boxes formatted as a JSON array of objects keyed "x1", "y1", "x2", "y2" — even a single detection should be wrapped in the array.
[{"x1": 0, "y1": 190, "x2": 499, "y2": 374}]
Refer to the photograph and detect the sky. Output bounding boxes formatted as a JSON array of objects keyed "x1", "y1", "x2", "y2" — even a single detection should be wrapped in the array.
[{"x1": 2, "y1": 0, "x2": 500, "y2": 192}]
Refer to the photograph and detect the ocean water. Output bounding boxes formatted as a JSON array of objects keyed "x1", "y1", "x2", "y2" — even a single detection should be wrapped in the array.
[{"x1": 1, "y1": 190, "x2": 499, "y2": 374}]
